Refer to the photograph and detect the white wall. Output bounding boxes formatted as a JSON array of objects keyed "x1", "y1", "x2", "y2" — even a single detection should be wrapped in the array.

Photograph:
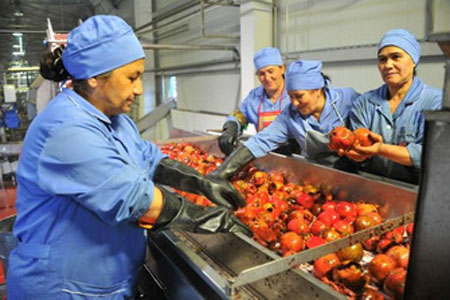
[
  {"x1": 125, "y1": 0, "x2": 448, "y2": 134},
  {"x1": 279, "y1": 0, "x2": 447, "y2": 92}
]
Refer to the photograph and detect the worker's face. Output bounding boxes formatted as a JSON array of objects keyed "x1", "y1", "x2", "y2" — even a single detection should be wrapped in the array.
[
  {"x1": 289, "y1": 89, "x2": 321, "y2": 116},
  {"x1": 257, "y1": 65, "x2": 285, "y2": 96},
  {"x1": 96, "y1": 59, "x2": 145, "y2": 116},
  {"x1": 377, "y1": 46, "x2": 415, "y2": 88}
]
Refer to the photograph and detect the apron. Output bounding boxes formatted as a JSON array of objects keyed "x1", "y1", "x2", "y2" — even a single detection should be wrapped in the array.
[
  {"x1": 257, "y1": 93, "x2": 283, "y2": 131},
  {"x1": 304, "y1": 99, "x2": 345, "y2": 166}
]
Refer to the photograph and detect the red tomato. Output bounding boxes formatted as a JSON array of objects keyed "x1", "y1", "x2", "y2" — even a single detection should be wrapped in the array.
[
  {"x1": 386, "y1": 245, "x2": 410, "y2": 268},
  {"x1": 306, "y1": 236, "x2": 326, "y2": 249},
  {"x1": 310, "y1": 220, "x2": 329, "y2": 236},
  {"x1": 335, "y1": 201, "x2": 356, "y2": 219},
  {"x1": 280, "y1": 232, "x2": 304, "y2": 255},
  {"x1": 318, "y1": 209, "x2": 340, "y2": 227},
  {"x1": 287, "y1": 218, "x2": 310, "y2": 235},
  {"x1": 353, "y1": 128, "x2": 374, "y2": 147},
  {"x1": 333, "y1": 220, "x2": 355, "y2": 235},
  {"x1": 296, "y1": 193, "x2": 314, "y2": 209},
  {"x1": 368, "y1": 254, "x2": 396, "y2": 284},
  {"x1": 313, "y1": 253, "x2": 341, "y2": 278},
  {"x1": 329, "y1": 126, "x2": 355, "y2": 151}
]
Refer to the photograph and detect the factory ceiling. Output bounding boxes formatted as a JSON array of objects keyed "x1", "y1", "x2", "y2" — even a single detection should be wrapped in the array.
[{"x1": 0, "y1": 0, "x2": 97, "y2": 77}]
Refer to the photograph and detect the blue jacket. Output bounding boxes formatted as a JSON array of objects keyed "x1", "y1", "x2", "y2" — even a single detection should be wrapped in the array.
[
  {"x1": 8, "y1": 88, "x2": 166, "y2": 299},
  {"x1": 349, "y1": 77, "x2": 442, "y2": 183},
  {"x1": 226, "y1": 85, "x2": 290, "y2": 132},
  {"x1": 244, "y1": 87, "x2": 359, "y2": 157}
]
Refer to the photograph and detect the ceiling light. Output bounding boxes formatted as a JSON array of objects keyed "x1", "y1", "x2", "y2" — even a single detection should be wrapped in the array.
[
  {"x1": 12, "y1": 51, "x2": 25, "y2": 56},
  {"x1": 14, "y1": 12, "x2": 24, "y2": 17},
  {"x1": 13, "y1": 45, "x2": 20, "y2": 48},
  {"x1": 12, "y1": 32, "x2": 23, "y2": 37}
]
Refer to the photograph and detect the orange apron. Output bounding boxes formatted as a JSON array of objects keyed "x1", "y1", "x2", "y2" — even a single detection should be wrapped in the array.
[{"x1": 257, "y1": 94, "x2": 283, "y2": 131}]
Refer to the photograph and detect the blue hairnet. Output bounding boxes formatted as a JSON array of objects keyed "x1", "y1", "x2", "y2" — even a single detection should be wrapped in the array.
[
  {"x1": 62, "y1": 15, "x2": 145, "y2": 79},
  {"x1": 378, "y1": 29, "x2": 421, "y2": 65},
  {"x1": 253, "y1": 47, "x2": 283, "y2": 70},
  {"x1": 286, "y1": 60, "x2": 324, "y2": 91}
]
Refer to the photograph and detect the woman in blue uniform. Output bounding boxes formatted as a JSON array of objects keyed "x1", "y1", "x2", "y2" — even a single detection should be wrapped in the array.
[
  {"x1": 219, "y1": 47, "x2": 291, "y2": 155},
  {"x1": 212, "y1": 60, "x2": 360, "y2": 179},
  {"x1": 7, "y1": 15, "x2": 249, "y2": 299},
  {"x1": 343, "y1": 29, "x2": 442, "y2": 184}
]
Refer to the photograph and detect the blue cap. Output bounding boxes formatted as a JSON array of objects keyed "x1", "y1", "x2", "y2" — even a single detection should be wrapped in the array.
[
  {"x1": 286, "y1": 60, "x2": 324, "y2": 91},
  {"x1": 378, "y1": 29, "x2": 421, "y2": 65},
  {"x1": 62, "y1": 15, "x2": 145, "y2": 79},
  {"x1": 253, "y1": 47, "x2": 283, "y2": 70}
]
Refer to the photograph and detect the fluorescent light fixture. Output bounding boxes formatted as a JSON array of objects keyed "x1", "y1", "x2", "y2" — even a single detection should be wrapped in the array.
[
  {"x1": 12, "y1": 45, "x2": 20, "y2": 48},
  {"x1": 14, "y1": 12, "x2": 24, "y2": 17},
  {"x1": 12, "y1": 51, "x2": 25, "y2": 56},
  {"x1": 12, "y1": 32, "x2": 23, "y2": 37}
]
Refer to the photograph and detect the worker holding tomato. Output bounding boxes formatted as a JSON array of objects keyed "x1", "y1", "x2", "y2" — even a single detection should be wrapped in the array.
[
  {"x1": 7, "y1": 15, "x2": 250, "y2": 299},
  {"x1": 344, "y1": 29, "x2": 442, "y2": 184},
  {"x1": 212, "y1": 59, "x2": 360, "y2": 180}
]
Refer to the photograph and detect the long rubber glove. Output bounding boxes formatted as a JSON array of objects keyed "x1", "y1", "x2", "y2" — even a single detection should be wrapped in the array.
[
  {"x1": 209, "y1": 145, "x2": 255, "y2": 180},
  {"x1": 152, "y1": 186, "x2": 252, "y2": 236},
  {"x1": 219, "y1": 121, "x2": 239, "y2": 156},
  {"x1": 154, "y1": 158, "x2": 245, "y2": 210}
]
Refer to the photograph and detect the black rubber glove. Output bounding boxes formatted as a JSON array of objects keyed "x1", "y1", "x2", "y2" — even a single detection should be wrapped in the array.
[
  {"x1": 209, "y1": 145, "x2": 255, "y2": 180},
  {"x1": 219, "y1": 121, "x2": 239, "y2": 156},
  {"x1": 154, "y1": 158, "x2": 245, "y2": 210},
  {"x1": 153, "y1": 186, "x2": 252, "y2": 236}
]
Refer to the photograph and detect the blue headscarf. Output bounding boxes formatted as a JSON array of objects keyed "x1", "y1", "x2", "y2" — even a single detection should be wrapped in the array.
[
  {"x1": 62, "y1": 15, "x2": 145, "y2": 79},
  {"x1": 253, "y1": 47, "x2": 283, "y2": 70},
  {"x1": 378, "y1": 29, "x2": 421, "y2": 65},
  {"x1": 286, "y1": 60, "x2": 324, "y2": 91}
]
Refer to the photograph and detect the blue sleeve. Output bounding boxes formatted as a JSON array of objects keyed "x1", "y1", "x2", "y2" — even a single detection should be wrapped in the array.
[
  {"x1": 37, "y1": 124, "x2": 154, "y2": 225},
  {"x1": 407, "y1": 88, "x2": 442, "y2": 168},
  {"x1": 244, "y1": 111, "x2": 291, "y2": 158},
  {"x1": 121, "y1": 116, "x2": 167, "y2": 177},
  {"x1": 349, "y1": 94, "x2": 371, "y2": 130}
]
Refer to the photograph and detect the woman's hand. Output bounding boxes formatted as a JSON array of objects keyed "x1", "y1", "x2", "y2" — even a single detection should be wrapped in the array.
[
  {"x1": 338, "y1": 132, "x2": 383, "y2": 162},
  {"x1": 352, "y1": 132, "x2": 384, "y2": 155}
]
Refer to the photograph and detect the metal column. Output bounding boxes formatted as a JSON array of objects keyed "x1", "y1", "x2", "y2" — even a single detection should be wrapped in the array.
[{"x1": 404, "y1": 33, "x2": 450, "y2": 299}]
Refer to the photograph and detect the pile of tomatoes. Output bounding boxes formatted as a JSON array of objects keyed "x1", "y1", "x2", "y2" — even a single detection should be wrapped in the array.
[{"x1": 159, "y1": 142, "x2": 413, "y2": 300}]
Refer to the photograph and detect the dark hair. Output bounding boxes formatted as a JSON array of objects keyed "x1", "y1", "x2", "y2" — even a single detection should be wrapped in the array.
[
  {"x1": 321, "y1": 72, "x2": 331, "y2": 86},
  {"x1": 39, "y1": 46, "x2": 70, "y2": 82},
  {"x1": 39, "y1": 46, "x2": 112, "y2": 99}
]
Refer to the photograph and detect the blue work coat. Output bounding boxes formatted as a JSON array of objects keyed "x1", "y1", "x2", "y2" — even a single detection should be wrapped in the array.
[
  {"x1": 244, "y1": 87, "x2": 359, "y2": 158},
  {"x1": 226, "y1": 85, "x2": 290, "y2": 132},
  {"x1": 349, "y1": 77, "x2": 442, "y2": 183},
  {"x1": 8, "y1": 88, "x2": 166, "y2": 299}
]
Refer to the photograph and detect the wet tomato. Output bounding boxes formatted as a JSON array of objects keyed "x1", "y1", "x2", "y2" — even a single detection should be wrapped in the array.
[
  {"x1": 368, "y1": 254, "x2": 396, "y2": 284},
  {"x1": 329, "y1": 126, "x2": 355, "y2": 151},
  {"x1": 306, "y1": 236, "x2": 326, "y2": 249},
  {"x1": 287, "y1": 218, "x2": 310, "y2": 235},
  {"x1": 333, "y1": 220, "x2": 354, "y2": 236},
  {"x1": 383, "y1": 268, "x2": 406, "y2": 300},
  {"x1": 280, "y1": 232, "x2": 304, "y2": 255},
  {"x1": 251, "y1": 171, "x2": 267, "y2": 186},
  {"x1": 353, "y1": 128, "x2": 375, "y2": 147},
  {"x1": 310, "y1": 220, "x2": 329, "y2": 236},
  {"x1": 296, "y1": 193, "x2": 314, "y2": 209},
  {"x1": 336, "y1": 243, "x2": 364, "y2": 263},
  {"x1": 356, "y1": 203, "x2": 378, "y2": 216},
  {"x1": 386, "y1": 245, "x2": 409, "y2": 268},
  {"x1": 318, "y1": 209, "x2": 340, "y2": 227},
  {"x1": 323, "y1": 228, "x2": 342, "y2": 242},
  {"x1": 355, "y1": 215, "x2": 377, "y2": 231},
  {"x1": 313, "y1": 253, "x2": 341, "y2": 278},
  {"x1": 335, "y1": 201, "x2": 356, "y2": 220}
]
